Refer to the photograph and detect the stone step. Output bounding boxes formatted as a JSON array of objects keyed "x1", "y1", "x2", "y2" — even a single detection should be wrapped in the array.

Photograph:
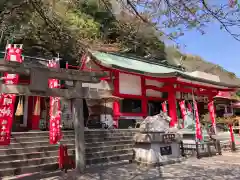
[
  {"x1": 0, "y1": 162, "x2": 58, "y2": 177},
  {"x1": 0, "y1": 138, "x2": 133, "y2": 149},
  {"x1": 0, "y1": 144, "x2": 75, "y2": 155},
  {"x1": 0, "y1": 148, "x2": 133, "y2": 164},
  {"x1": 85, "y1": 131, "x2": 136, "y2": 137},
  {"x1": 85, "y1": 136, "x2": 133, "y2": 143},
  {"x1": 0, "y1": 143, "x2": 133, "y2": 156},
  {"x1": 0, "y1": 152, "x2": 133, "y2": 177},
  {"x1": 86, "y1": 153, "x2": 133, "y2": 165},
  {"x1": 11, "y1": 131, "x2": 74, "y2": 137},
  {"x1": 86, "y1": 149, "x2": 133, "y2": 159},
  {"x1": 0, "y1": 140, "x2": 75, "y2": 149},
  {"x1": 9, "y1": 135, "x2": 133, "y2": 143},
  {"x1": 86, "y1": 144, "x2": 133, "y2": 154},
  {"x1": 84, "y1": 129, "x2": 139, "y2": 134},
  {"x1": 11, "y1": 130, "x2": 137, "y2": 138},
  {"x1": 86, "y1": 140, "x2": 134, "y2": 148},
  {"x1": 10, "y1": 135, "x2": 75, "y2": 143},
  {"x1": 0, "y1": 150, "x2": 66, "y2": 162},
  {"x1": 0, "y1": 156, "x2": 58, "y2": 169}
]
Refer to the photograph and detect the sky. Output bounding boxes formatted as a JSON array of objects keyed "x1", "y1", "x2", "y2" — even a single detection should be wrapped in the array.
[{"x1": 176, "y1": 23, "x2": 240, "y2": 78}]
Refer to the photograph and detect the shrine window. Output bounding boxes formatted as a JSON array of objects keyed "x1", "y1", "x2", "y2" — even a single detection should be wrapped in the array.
[{"x1": 120, "y1": 99, "x2": 142, "y2": 113}]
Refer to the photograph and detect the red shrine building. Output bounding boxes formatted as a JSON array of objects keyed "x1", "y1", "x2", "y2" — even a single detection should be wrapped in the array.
[{"x1": 78, "y1": 51, "x2": 240, "y2": 129}]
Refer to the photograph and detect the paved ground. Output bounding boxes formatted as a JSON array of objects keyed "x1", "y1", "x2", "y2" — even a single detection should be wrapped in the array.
[{"x1": 5, "y1": 152, "x2": 240, "y2": 180}]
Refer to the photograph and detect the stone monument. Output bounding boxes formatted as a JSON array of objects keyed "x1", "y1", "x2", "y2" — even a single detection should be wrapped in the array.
[{"x1": 133, "y1": 112, "x2": 184, "y2": 166}]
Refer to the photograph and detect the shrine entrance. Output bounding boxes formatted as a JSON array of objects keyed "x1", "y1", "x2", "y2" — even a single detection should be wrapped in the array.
[{"x1": 0, "y1": 47, "x2": 104, "y2": 174}]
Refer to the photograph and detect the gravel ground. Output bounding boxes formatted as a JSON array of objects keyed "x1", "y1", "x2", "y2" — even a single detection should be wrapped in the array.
[{"x1": 4, "y1": 152, "x2": 240, "y2": 180}]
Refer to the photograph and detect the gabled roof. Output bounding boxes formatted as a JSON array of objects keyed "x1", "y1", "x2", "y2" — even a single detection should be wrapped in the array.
[
  {"x1": 90, "y1": 51, "x2": 184, "y2": 74},
  {"x1": 89, "y1": 51, "x2": 240, "y2": 89}
]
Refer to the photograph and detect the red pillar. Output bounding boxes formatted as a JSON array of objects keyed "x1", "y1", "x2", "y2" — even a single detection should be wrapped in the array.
[
  {"x1": 113, "y1": 101, "x2": 120, "y2": 128},
  {"x1": 168, "y1": 85, "x2": 177, "y2": 127},
  {"x1": 141, "y1": 77, "x2": 147, "y2": 117}
]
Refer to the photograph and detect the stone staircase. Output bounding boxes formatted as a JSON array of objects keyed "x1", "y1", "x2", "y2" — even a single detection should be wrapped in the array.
[{"x1": 0, "y1": 129, "x2": 137, "y2": 177}]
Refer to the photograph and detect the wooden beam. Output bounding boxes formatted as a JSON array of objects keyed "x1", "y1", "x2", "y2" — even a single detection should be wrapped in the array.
[{"x1": 145, "y1": 85, "x2": 171, "y2": 92}]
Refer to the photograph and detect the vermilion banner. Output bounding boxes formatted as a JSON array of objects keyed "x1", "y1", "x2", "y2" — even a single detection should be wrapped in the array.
[
  {"x1": 229, "y1": 124, "x2": 235, "y2": 143},
  {"x1": 179, "y1": 100, "x2": 186, "y2": 128},
  {"x1": 48, "y1": 60, "x2": 62, "y2": 144},
  {"x1": 161, "y1": 101, "x2": 167, "y2": 113},
  {"x1": 187, "y1": 102, "x2": 192, "y2": 112},
  {"x1": 208, "y1": 101, "x2": 216, "y2": 134},
  {"x1": 0, "y1": 44, "x2": 23, "y2": 145},
  {"x1": 0, "y1": 95, "x2": 16, "y2": 145},
  {"x1": 193, "y1": 101, "x2": 202, "y2": 140}
]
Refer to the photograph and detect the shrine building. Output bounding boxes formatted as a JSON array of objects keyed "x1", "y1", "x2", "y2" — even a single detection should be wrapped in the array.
[{"x1": 77, "y1": 51, "x2": 240, "y2": 129}]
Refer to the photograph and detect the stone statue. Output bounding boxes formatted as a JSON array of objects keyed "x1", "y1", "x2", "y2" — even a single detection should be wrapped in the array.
[
  {"x1": 184, "y1": 110, "x2": 195, "y2": 130},
  {"x1": 179, "y1": 109, "x2": 208, "y2": 141}
]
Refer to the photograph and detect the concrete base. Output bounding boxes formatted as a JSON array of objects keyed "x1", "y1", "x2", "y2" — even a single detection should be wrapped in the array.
[
  {"x1": 135, "y1": 157, "x2": 186, "y2": 167},
  {"x1": 134, "y1": 142, "x2": 181, "y2": 165}
]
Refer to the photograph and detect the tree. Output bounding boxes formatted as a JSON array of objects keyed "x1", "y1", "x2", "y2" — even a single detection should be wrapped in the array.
[
  {"x1": 0, "y1": 0, "x2": 167, "y2": 63},
  {"x1": 113, "y1": 0, "x2": 240, "y2": 44},
  {"x1": 1, "y1": 0, "x2": 240, "y2": 65}
]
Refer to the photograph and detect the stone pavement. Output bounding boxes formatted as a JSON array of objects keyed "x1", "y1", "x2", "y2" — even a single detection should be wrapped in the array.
[{"x1": 4, "y1": 152, "x2": 240, "y2": 180}]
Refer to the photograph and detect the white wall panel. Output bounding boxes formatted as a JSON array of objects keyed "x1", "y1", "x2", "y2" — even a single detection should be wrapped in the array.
[{"x1": 119, "y1": 73, "x2": 142, "y2": 95}]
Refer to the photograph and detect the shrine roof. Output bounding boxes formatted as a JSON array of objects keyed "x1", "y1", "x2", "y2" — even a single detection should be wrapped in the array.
[{"x1": 90, "y1": 51, "x2": 240, "y2": 89}]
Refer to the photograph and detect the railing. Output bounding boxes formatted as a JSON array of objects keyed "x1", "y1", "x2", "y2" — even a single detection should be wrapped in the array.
[{"x1": 180, "y1": 140, "x2": 222, "y2": 159}]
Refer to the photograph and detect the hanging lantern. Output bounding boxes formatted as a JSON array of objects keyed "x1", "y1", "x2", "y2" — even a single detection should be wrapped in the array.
[
  {"x1": 15, "y1": 96, "x2": 24, "y2": 116},
  {"x1": 33, "y1": 97, "x2": 41, "y2": 116}
]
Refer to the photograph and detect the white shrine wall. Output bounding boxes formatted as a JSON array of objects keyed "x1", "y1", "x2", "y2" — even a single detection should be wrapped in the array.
[
  {"x1": 118, "y1": 72, "x2": 164, "y2": 98},
  {"x1": 119, "y1": 73, "x2": 142, "y2": 95}
]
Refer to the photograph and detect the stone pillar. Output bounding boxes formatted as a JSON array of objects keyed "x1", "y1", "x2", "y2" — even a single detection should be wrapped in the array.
[
  {"x1": 168, "y1": 86, "x2": 177, "y2": 127},
  {"x1": 72, "y1": 82, "x2": 85, "y2": 173}
]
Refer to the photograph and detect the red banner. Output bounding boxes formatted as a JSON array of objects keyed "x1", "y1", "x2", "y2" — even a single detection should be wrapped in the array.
[
  {"x1": 179, "y1": 100, "x2": 186, "y2": 128},
  {"x1": 161, "y1": 101, "x2": 167, "y2": 113},
  {"x1": 229, "y1": 124, "x2": 235, "y2": 143},
  {"x1": 193, "y1": 101, "x2": 202, "y2": 140},
  {"x1": 48, "y1": 60, "x2": 62, "y2": 144},
  {"x1": 208, "y1": 101, "x2": 216, "y2": 134},
  {"x1": 0, "y1": 44, "x2": 23, "y2": 145},
  {"x1": 0, "y1": 95, "x2": 16, "y2": 145}
]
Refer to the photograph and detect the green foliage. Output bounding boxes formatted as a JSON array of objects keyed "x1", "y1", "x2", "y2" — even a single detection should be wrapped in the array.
[
  {"x1": 0, "y1": 0, "x2": 167, "y2": 64},
  {"x1": 236, "y1": 91, "x2": 240, "y2": 97}
]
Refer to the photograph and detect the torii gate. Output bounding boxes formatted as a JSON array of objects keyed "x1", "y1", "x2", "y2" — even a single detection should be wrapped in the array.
[{"x1": 0, "y1": 59, "x2": 104, "y2": 173}]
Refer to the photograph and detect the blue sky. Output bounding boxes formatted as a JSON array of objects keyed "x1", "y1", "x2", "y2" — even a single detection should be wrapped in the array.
[{"x1": 176, "y1": 23, "x2": 240, "y2": 77}]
